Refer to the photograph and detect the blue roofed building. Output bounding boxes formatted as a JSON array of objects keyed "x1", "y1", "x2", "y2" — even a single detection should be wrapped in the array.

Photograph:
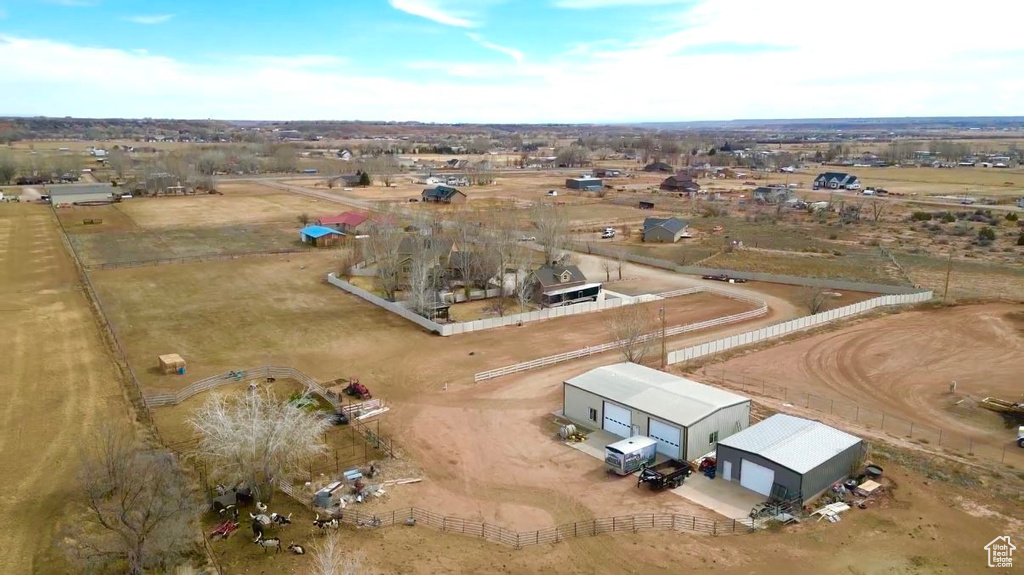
[{"x1": 299, "y1": 225, "x2": 343, "y2": 247}]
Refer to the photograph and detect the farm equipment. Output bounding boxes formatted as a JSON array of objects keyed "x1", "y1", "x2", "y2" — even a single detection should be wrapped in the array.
[
  {"x1": 344, "y1": 379, "x2": 372, "y2": 400},
  {"x1": 209, "y1": 520, "x2": 239, "y2": 541},
  {"x1": 637, "y1": 459, "x2": 692, "y2": 490},
  {"x1": 979, "y1": 396, "x2": 1024, "y2": 415}
]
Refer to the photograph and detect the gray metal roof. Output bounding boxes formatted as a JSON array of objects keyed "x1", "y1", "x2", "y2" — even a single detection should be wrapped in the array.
[
  {"x1": 565, "y1": 363, "x2": 750, "y2": 427},
  {"x1": 643, "y1": 217, "x2": 688, "y2": 235},
  {"x1": 717, "y1": 414, "x2": 862, "y2": 474},
  {"x1": 46, "y1": 183, "x2": 114, "y2": 196}
]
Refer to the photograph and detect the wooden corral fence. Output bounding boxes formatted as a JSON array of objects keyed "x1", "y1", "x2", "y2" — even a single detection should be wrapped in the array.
[
  {"x1": 143, "y1": 365, "x2": 338, "y2": 408},
  {"x1": 274, "y1": 502, "x2": 755, "y2": 548},
  {"x1": 473, "y1": 288, "x2": 768, "y2": 382}
]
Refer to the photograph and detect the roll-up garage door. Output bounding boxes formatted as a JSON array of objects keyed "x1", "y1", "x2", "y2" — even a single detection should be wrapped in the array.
[
  {"x1": 648, "y1": 419, "x2": 681, "y2": 459},
  {"x1": 740, "y1": 459, "x2": 775, "y2": 496},
  {"x1": 602, "y1": 402, "x2": 631, "y2": 438}
]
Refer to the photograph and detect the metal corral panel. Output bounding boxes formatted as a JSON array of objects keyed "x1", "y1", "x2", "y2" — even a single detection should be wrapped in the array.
[{"x1": 685, "y1": 401, "x2": 750, "y2": 460}]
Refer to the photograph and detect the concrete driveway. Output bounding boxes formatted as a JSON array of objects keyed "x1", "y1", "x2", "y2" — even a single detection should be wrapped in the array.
[{"x1": 671, "y1": 472, "x2": 766, "y2": 519}]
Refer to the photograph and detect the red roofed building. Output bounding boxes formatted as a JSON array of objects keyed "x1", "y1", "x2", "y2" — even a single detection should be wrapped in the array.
[{"x1": 316, "y1": 211, "x2": 369, "y2": 234}]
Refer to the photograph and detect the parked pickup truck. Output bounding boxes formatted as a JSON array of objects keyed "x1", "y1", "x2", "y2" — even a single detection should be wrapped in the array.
[
  {"x1": 637, "y1": 459, "x2": 692, "y2": 490},
  {"x1": 701, "y1": 273, "x2": 748, "y2": 284}
]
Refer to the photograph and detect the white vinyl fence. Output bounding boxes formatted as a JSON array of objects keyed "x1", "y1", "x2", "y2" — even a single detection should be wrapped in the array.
[
  {"x1": 143, "y1": 365, "x2": 338, "y2": 408},
  {"x1": 667, "y1": 290, "x2": 933, "y2": 365},
  {"x1": 326, "y1": 274, "x2": 703, "y2": 337},
  {"x1": 473, "y1": 290, "x2": 768, "y2": 382}
]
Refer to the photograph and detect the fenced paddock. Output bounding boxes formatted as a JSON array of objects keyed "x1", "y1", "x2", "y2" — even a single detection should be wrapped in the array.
[
  {"x1": 143, "y1": 365, "x2": 337, "y2": 408},
  {"x1": 473, "y1": 287, "x2": 767, "y2": 382},
  {"x1": 667, "y1": 290, "x2": 933, "y2": 365},
  {"x1": 326, "y1": 273, "x2": 708, "y2": 337},
  {"x1": 275, "y1": 504, "x2": 754, "y2": 548}
]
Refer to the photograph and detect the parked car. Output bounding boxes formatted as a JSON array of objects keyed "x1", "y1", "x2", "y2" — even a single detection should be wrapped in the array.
[
  {"x1": 120, "y1": 193, "x2": 133, "y2": 199},
  {"x1": 600, "y1": 230, "x2": 615, "y2": 239},
  {"x1": 702, "y1": 273, "x2": 748, "y2": 284},
  {"x1": 546, "y1": 190, "x2": 558, "y2": 197},
  {"x1": 519, "y1": 236, "x2": 536, "y2": 242}
]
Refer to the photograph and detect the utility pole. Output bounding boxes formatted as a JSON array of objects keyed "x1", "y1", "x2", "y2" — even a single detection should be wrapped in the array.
[
  {"x1": 659, "y1": 307, "x2": 667, "y2": 369},
  {"x1": 942, "y1": 249, "x2": 953, "y2": 303}
]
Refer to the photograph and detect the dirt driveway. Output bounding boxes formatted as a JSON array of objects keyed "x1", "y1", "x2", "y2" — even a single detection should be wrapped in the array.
[{"x1": 0, "y1": 205, "x2": 132, "y2": 574}]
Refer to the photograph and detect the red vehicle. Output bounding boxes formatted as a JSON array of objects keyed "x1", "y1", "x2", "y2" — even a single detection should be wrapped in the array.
[{"x1": 344, "y1": 379, "x2": 372, "y2": 400}]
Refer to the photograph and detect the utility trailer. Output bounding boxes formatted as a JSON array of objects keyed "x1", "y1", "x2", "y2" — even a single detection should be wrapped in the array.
[{"x1": 637, "y1": 459, "x2": 692, "y2": 490}]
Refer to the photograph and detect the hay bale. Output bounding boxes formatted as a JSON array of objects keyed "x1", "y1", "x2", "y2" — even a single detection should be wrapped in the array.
[{"x1": 158, "y1": 353, "x2": 185, "y2": 375}]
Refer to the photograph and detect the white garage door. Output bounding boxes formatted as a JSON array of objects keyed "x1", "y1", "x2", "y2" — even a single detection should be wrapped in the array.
[
  {"x1": 740, "y1": 459, "x2": 776, "y2": 496},
  {"x1": 648, "y1": 419, "x2": 681, "y2": 459},
  {"x1": 602, "y1": 402, "x2": 631, "y2": 438}
]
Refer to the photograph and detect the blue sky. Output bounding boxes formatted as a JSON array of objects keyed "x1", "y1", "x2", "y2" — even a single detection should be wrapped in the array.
[{"x1": 0, "y1": 0, "x2": 1022, "y2": 122}]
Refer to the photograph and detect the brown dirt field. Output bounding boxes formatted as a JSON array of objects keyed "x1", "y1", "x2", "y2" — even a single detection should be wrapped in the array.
[
  {"x1": 0, "y1": 204, "x2": 133, "y2": 574},
  {"x1": 113, "y1": 182, "x2": 346, "y2": 228},
  {"x1": 87, "y1": 249, "x2": 755, "y2": 404},
  {"x1": 712, "y1": 303, "x2": 1024, "y2": 451},
  {"x1": 202, "y1": 460, "x2": 1017, "y2": 574}
]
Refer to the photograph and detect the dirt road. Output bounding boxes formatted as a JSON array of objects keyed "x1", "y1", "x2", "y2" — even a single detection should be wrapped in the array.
[{"x1": 0, "y1": 204, "x2": 132, "y2": 574}]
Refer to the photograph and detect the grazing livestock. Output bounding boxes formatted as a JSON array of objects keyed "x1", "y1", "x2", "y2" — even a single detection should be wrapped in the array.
[
  {"x1": 251, "y1": 519, "x2": 265, "y2": 539},
  {"x1": 253, "y1": 533, "x2": 281, "y2": 554},
  {"x1": 287, "y1": 543, "x2": 305, "y2": 555},
  {"x1": 270, "y1": 512, "x2": 292, "y2": 526},
  {"x1": 250, "y1": 512, "x2": 272, "y2": 526},
  {"x1": 255, "y1": 501, "x2": 269, "y2": 513},
  {"x1": 313, "y1": 513, "x2": 340, "y2": 531}
]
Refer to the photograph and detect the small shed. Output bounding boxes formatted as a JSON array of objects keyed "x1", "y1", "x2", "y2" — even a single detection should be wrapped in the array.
[
  {"x1": 158, "y1": 353, "x2": 186, "y2": 375},
  {"x1": 46, "y1": 183, "x2": 115, "y2": 206},
  {"x1": 639, "y1": 200, "x2": 655, "y2": 210},
  {"x1": 716, "y1": 414, "x2": 864, "y2": 501},
  {"x1": 300, "y1": 225, "x2": 344, "y2": 247}
]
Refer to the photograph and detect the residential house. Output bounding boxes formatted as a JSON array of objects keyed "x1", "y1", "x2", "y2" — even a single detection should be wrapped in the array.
[
  {"x1": 421, "y1": 185, "x2": 467, "y2": 204},
  {"x1": 752, "y1": 186, "x2": 792, "y2": 204},
  {"x1": 397, "y1": 236, "x2": 457, "y2": 285},
  {"x1": 643, "y1": 162, "x2": 674, "y2": 172},
  {"x1": 659, "y1": 173, "x2": 700, "y2": 193},
  {"x1": 813, "y1": 172, "x2": 860, "y2": 190},
  {"x1": 317, "y1": 211, "x2": 368, "y2": 234},
  {"x1": 642, "y1": 217, "x2": 689, "y2": 243},
  {"x1": 444, "y1": 159, "x2": 470, "y2": 170},
  {"x1": 530, "y1": 265, "x2": 601, "y2": 308}
]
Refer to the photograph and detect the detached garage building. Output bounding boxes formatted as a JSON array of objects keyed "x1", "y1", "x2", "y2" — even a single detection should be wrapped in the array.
[
  {"x1": 716, "y1": 414, "x2": 864, "y2": 502},
  {"x1": 563, "y1": 363, "x2": 751, "y2": 461}
]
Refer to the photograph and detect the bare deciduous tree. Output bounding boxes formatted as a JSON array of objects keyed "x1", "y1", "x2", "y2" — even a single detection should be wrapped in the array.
[
  {"x1": 481, "y1": 209, "x2": 523, "y2": 316},
  {"x1": 616, "y1": 254, "x2": 625, "y2": 280},
  {"x1": 799, "y1": 286, "x2": 831, "y2": 314},
  {"x1": 867, "y1": 197, "x2": 887, "y2": 223},
  {"x1": 298, "y1": 213, "x2": 311, "y2": 226},
  {"x1": 0, "y1": 150, "x2": 17, "y2": 184},
  {"x1": 311, "y1": 536, "x2": 367, "y2": 575},
  {"x1": 189, "y1": 388, "x2": 331, "y2": 502},
  {"x1": 514, "y1": 272, "x2": 535, "y2": 313},
  {"x1": 606, "y1": 304, "x2": 655, "y2": 363},
  {"x1": 404, "y1": 235, "x2": 441, "y2": 318},
  {"x1": 602, "y1": 259, "x2": 614, "y2": 282},
  {"x1": 531, "y1": 204, "x2": 569, "y2": 264},
  {"x1": 362, "y1": 214, "x2": 405, "y2": 300},
  {"x1": 65, "y1": 425, "x2": 197, "y2": 575}
]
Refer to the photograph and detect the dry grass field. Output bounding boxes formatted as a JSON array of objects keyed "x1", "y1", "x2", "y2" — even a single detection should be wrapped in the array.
[{"x1": 0, "y1": 204, "x2": 133, "y2": 575}]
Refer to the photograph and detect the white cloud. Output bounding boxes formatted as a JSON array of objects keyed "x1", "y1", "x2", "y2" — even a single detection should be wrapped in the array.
[
  {"x1": 466, "y1": 33, "x2": 523, "y2": 64},
  {"x1": 122, "y1": 14, "x2": 174, "y2": 25},
  {"x1": 555, "y1": 0, "x2": 683, "y2": 7},
  {"x1": 388, "y1": 0, "x2": 476, "y2": 27},
  {"x1": 2, "y1": 0, "x2": 1024, "y2": 124}
]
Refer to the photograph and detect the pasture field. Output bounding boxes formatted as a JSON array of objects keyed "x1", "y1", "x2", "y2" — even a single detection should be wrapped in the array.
[{"x1": 0, "y1": 204, "x2": 133, "y2": 574}]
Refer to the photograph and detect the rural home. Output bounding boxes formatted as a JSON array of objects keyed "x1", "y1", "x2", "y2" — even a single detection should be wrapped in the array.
[
  {"x1": 642, "y1": 217, "x2": 689, "y2": 243},
  {"x1": 565, "y1": 176, "x2": 604, "y2": 191},
  {"x1": 659, "y1": 173, "x2": 699, "y2": 193},
  {"x1": 563, "y1": 363, "x2": 751, "y2": 461},
  {"x1": 45, "y1": 183, "x2": 115, "y2": 206},
  {"x1": 752, "y1": 186, "x2": 792, "y2": 204},
  {"x1": 813, "y1": 172, "x2": 861, "y2": 190},
  {"x1": 317, "y1": 211, "x2": 368, "y2": 234},
  {"x1": 299, "y1": 225, "x2": 343, "y2": 247},
  {"x1": 716, "y1": 414, "x2": 864, "y2": 501},
  {"x1": 421, "y1": 185, "x2": 467, "y2": 204},
  {"x1": 643, "y1": 162, "x2": 673, "y2": 172},
  {"x1": 444, "y1": 159, "x2": 469, "y2": 170},
  {"x1": 397, "y1": 236, "x2": 457, "y2": 282},
  {"x1": 530, "y1": 264, "x2": 601, "y2": 307}
]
